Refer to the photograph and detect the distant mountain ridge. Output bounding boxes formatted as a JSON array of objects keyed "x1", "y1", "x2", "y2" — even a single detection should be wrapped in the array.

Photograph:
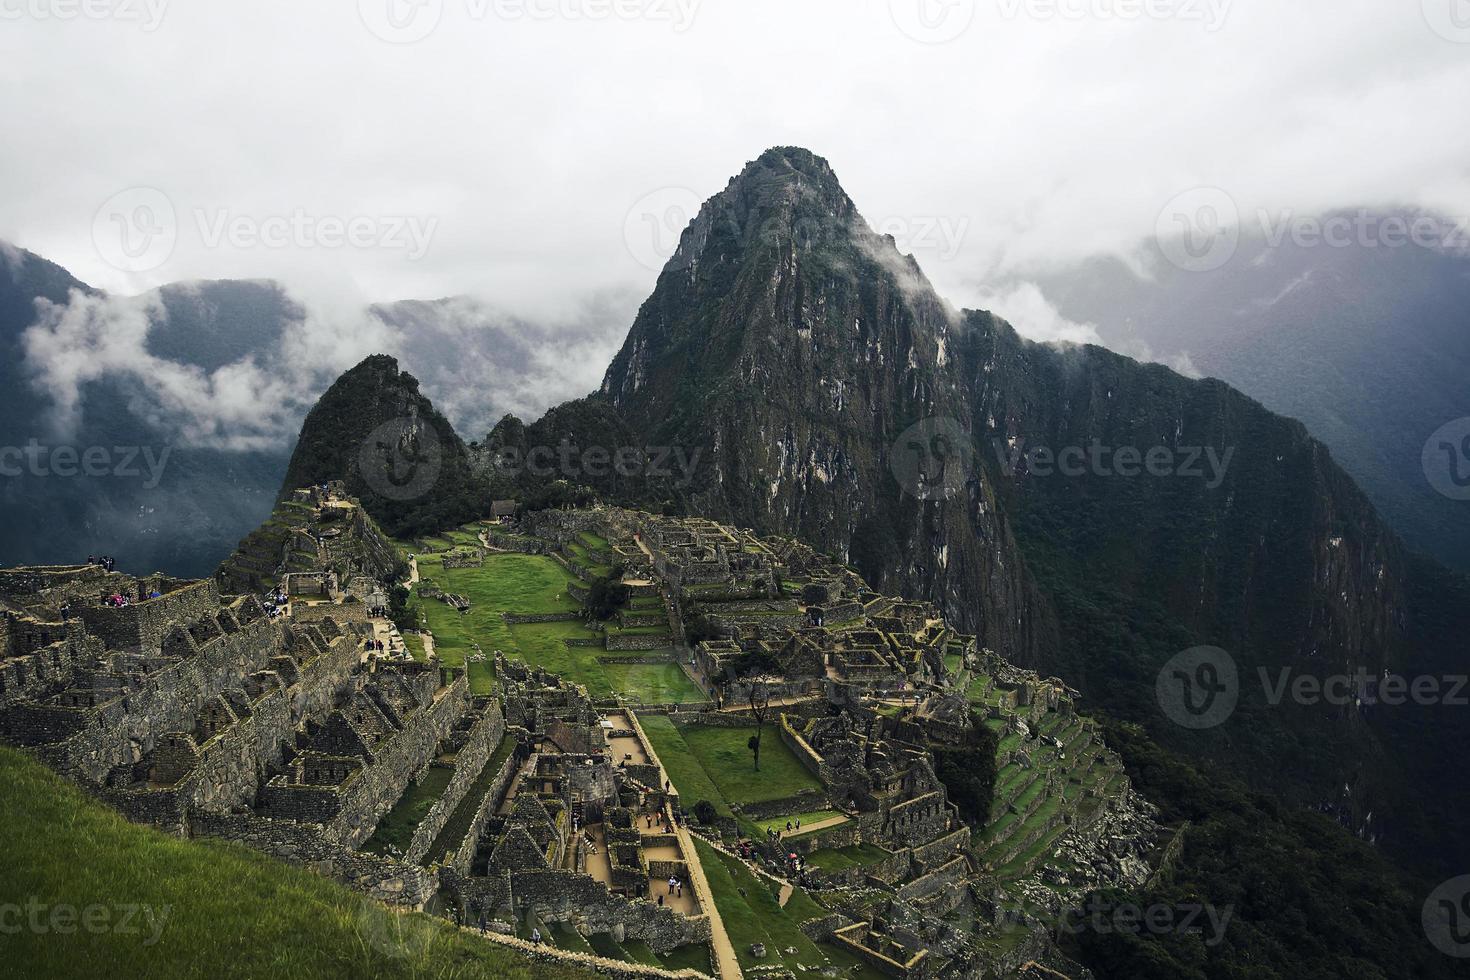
[
  {"x1": 0, "y1": 244, "x2": 621, "y2": 576},
  {"x1": 1026, "y1": 219, "x2": 1470, "y2": 573}
]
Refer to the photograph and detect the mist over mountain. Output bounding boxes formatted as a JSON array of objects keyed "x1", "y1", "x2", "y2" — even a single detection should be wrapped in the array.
[
  {"x1": 1012, "y1": 219, "x2": 1470, "y2": 573},
  {"x1": 0, "y1": 244, "x2": 626, "y2": 576}
]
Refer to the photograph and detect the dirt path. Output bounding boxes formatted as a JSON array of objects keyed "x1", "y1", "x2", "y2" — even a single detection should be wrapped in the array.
[
  {"x1": 717, "y1": 694, "x2": 816, "y2": 713},
  {"x1": 675, "y1": 823, "x2": 742, "y2": 980},
  {"x1": 777, "y1": 815, "x2": 847, "y2": 839}
]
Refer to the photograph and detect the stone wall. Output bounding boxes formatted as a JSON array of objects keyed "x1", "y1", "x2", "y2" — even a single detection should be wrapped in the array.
[
  {"x1": 193, "y1": 811, "x2": 436, "y2": 907},
  {"x1": 405, "y1": 700, "x2": 506, "y2": 864},
  {"x1": 76, "y1": 580, "x2": 222, "y2": 653},
  {"x1": 16, "y1": 615, "x2": 297, "y2": 784},
  {"x1": 503, "y1": 868, "x2": 712, "y2": 953},
  {"x1": 440, "y1": 747, "x2": 522, "y2": 875}
]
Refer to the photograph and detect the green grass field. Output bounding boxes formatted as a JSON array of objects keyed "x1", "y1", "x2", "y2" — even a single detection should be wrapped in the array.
[
  {"x1": 403, "y1": 546, "x2": 702, "y2": 703},
  {"x1": 692, "y1": 839, "x2": 881, "y2": 978},
  {"x1": 804, "y1": 842, "x2": 891, "y2": 873},
  {"x1": 636, "y1": 714, "x2": 734, "y2": 817},
  {"x1": 751, "y1": 810, "x2": 847, "y2": 836},
  {"x1": 0, "y1": 747, "x2": 589, "y2": 980},
  {"x1": 675, "y1": 723, "x2": 822, "y2": 805},
  {"x1": 636, "y1": 714, "x2": 823, "y2": 829}
]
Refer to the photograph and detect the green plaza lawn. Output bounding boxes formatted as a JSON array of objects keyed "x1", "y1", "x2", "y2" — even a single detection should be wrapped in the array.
[
  {"x1": 402, "y1": 542, "x2": 701, "y2": 703},
  {"x1": 636, "y1": 714, "x2": 822, "y2": 812}
]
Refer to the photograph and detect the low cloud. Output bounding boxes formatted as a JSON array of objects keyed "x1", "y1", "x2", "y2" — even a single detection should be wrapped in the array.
[{"x1": 19, "y1": 282, "x2": 632, "y2": 454}]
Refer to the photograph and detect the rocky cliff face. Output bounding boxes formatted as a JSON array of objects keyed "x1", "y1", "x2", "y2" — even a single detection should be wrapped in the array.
[
  {"x1": 600, "y1": 147, "x2": 1052, "y2": 660},
  {"x1": 594, "y1": 147, "x2": 1439, "y2": 855},
  {"x1": 281, "y1": 355, "x2": 485, "y2": 539}
]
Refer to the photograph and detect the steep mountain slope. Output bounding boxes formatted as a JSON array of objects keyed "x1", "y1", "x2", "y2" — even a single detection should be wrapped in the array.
[
  {"x1": 600, "y1": 147, "x2": 1053, "y2": 661},
  {"x1": 280, "y1": 354, "x2": 486, "y2": 538},
  {"x1": 586, "y1": 147, "x2": 1465, "y2": 875},
  {"x1": 0, "y1": 250, "x2": 290, "y2": 576},
  {"x1": 1030, "y1": 228, "x2": 1470, "y2": 572}
]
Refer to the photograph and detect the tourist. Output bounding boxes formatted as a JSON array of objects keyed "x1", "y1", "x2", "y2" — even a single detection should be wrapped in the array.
[
  {"x1": 668, "y1": 875, "x2": 676, "y2": 895},
  {"x1": 785, "y1": 820, "x2": 792, "y2": 833},
  {"x1": 478, "y1": 912, "x2": 487, "y2": 935},
  {"x1": 795, "y1": 818, "x2": 801, "y2": 830},
  {"x1": 531, "y1": 927, "x2": 541, "y2": 944}
]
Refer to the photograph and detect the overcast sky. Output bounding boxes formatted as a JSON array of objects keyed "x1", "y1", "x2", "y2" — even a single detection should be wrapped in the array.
[{"x1": 2, "y1": 0, "x2": 1468, "y2": 330}]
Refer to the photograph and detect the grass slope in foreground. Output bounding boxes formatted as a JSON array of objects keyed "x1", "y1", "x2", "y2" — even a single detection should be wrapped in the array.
[{"x1": 0, "y1": 746, "x2": 591, "y2": 980}]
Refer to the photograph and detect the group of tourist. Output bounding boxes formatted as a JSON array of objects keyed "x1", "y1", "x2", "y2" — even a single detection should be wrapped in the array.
[{"x1": 85, "y1": 555, "x2": 117, "y2": 572}]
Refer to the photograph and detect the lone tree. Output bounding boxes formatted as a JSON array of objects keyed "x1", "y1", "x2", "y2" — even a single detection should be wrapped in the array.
[{"x1": 744, "y1": 674, "x2": 772, "y2": 771}]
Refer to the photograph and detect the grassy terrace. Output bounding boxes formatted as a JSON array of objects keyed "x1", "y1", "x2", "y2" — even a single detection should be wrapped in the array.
[
  {"x1": 693, "y1": 839, "x2": 881, "y2": 977},
  {"x1": 360, "y1": 763, "x2": 454, "y2": 856},
  {"x1": 0, "y1": 747, "x2": 589, "y2": 980},
  {"x1": 637, "y1": 714, "x2": 733, "y2": 817},
  {"x1": 587, "y1": 934, "x2": 710, "y2": 974},
  {"x1": 638, "y1": 714, "x2": 823, "y2": 835},
  {"x1": 751, "y1": 810, "x2": 847, "y2": 836},
  {"x1": 423, "y1": 735, "x2": 517, "y2": 866},
  {"x1": 805, "y1": 842, "x2": 891, "y2": 873},
  {"x1": 403, "y1": 538, "x2": 702, "y2": 703}
]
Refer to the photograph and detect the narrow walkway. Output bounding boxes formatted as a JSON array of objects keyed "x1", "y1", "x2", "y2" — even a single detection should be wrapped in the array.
[
  {"x1": 675, "y1": 823, "x2": 742, "y2": 980},
  {"x1": 777, "y1": 815, "x2": 847, "y2": 839}
]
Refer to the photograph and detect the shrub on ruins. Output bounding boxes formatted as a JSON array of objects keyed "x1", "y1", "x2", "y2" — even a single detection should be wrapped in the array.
[
  {"x1": 585, "y1": 569, "x2": 629, "y2": 620},
  {"x1": 692, "y1": 800, "x2": 719, "y2": 826},
  {"x1": 929, "y1": 710, "x2": 998, "y2": 827},
  {"x1": 387, "y1": 582, "x2": 415, "y2": 632}
]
